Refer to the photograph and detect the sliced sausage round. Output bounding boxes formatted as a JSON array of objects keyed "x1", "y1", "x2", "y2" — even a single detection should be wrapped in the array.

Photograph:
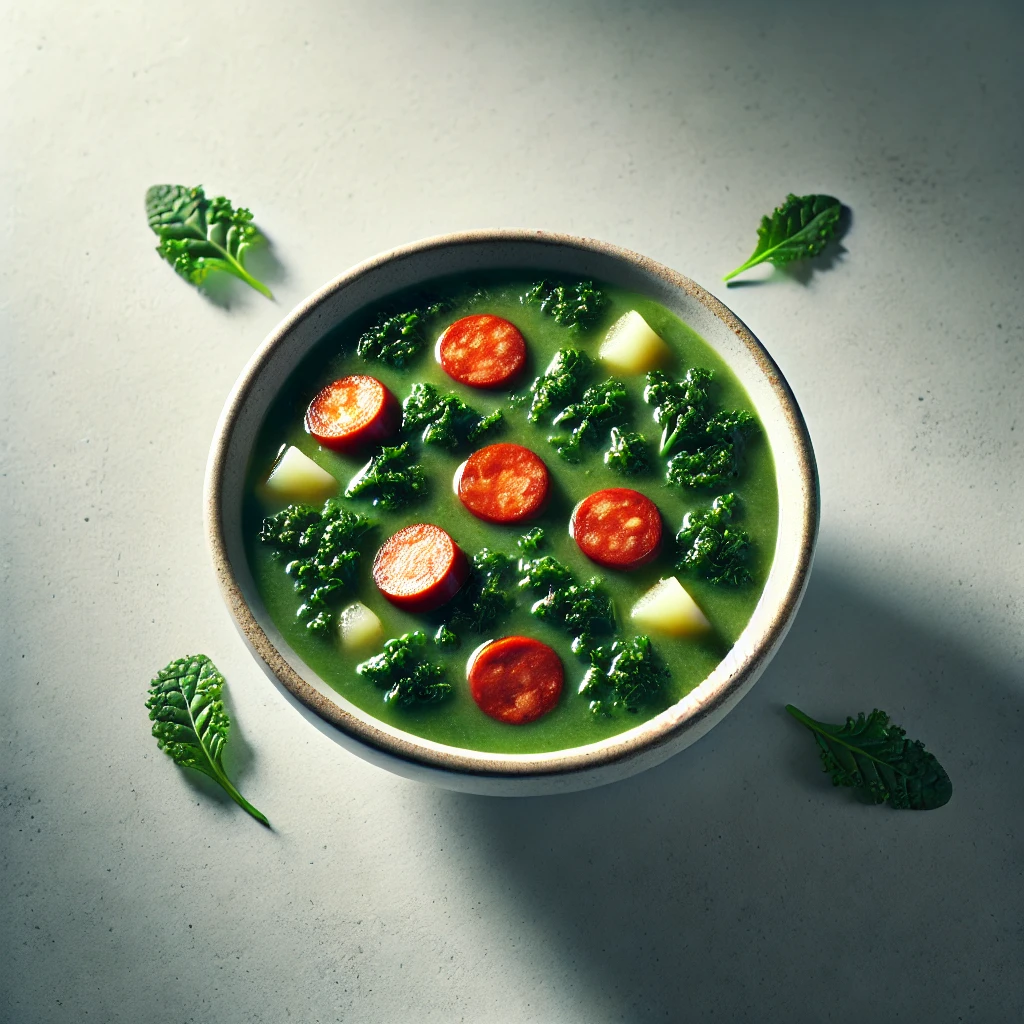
[
  {"x1": 372, "y1": 523, "x2": 469, "y2": 613},
  {"x1": 436, "y1": 314, "x2": 527, "y2": 389},
  {"x1": 468, "y1": 636, "x2": 564, "y2": 725},
  {"x1": 570, "y1": 487, "x2": 662, "y2": 570},
  {"x1": 305, "y1": 375, "x2": 400, "y2": 453},
  {"x1": 455, "y1": 443, "x2": 550, "y2": 524}
]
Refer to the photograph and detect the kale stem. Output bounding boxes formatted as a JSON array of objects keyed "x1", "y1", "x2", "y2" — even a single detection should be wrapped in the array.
[{"x1": 213, "y1": 769, "x2": 271, "y2": 827}]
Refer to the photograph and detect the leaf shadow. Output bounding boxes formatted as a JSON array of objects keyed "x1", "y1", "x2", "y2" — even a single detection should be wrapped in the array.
[{"x1": 433, "y1": 558, "x2": 1024, "y2": 1021}]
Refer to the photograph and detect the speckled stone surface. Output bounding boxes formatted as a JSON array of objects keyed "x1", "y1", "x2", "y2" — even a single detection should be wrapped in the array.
[{"x1": 2, "y1": 2, "x2": 1021, "y2": 1021}]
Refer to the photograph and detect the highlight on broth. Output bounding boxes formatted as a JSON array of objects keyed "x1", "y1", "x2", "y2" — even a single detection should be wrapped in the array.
[{"x1": 245, "y1": 274, "x2": 778, "y2": 755}]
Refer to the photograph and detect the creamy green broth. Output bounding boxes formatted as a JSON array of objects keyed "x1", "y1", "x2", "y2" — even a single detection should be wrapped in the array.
[{"x1": 243, "y1": 273, "x2": 778, "y2": 754}]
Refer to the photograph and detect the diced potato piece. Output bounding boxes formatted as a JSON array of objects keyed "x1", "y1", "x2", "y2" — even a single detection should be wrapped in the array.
[
  {"x1": 263, "y1": 445, "x2": 337, "y2": 502},
  {"x1": 598, "y1": 310, "x2": 672, "y2": 375},
  {"x1": 630, "y1": 576, "x2": 711, "y2": 638},
  {"x1": 338, "y1": 602, "x2": 384, "y2": 651}
]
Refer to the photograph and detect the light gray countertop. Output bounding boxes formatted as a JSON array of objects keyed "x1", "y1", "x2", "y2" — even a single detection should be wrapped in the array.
[{"x1": 3, "y1": 2, "x2": 1021, "y2": 1021}]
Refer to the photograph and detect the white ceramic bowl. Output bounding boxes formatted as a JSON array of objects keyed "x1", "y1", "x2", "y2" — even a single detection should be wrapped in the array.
[{"x1": 205, "y1": 230, "x2": 818, "y2": 795}]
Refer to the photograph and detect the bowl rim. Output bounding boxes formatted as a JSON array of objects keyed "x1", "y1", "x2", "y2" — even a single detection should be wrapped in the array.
[{"x1": 205, "y1": 228, "x2": 819, "y2": 781}]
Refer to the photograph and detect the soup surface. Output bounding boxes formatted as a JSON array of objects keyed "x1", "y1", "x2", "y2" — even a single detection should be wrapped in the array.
[{"x1": 243, "y1": 273, "x2": 778, "y2": 754}]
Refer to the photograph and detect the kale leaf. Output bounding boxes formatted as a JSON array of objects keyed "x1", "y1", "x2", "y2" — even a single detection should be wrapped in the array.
[
  {"x1": 146, "y1": 654, "x2": 269, "y2": 825},
  {"x1": 356, "y1": 297, "x2": 453, "y2": 367},
  {"x1": 401, "y1": 382, "x2": 502, "y2": 451},
  {"x1": 549, "y1": 377, "x2": 629, "y2": 463},
  {"x1": 356, "y1": 631, "x2": 451, "y2": 706},
  {"x1": 433, "y1": 624, "x2": 460, "y2": 650},
  {"x1": 145, "y1": 185, "x2": 273, "y2": 299},
  {"x1": 517, "y1": 527, "x2": 546, "y2": 554},
  {"x1": 446, "y1": 549, "x2": 516, "y2": 634},
  {"x1": 644, "y1": 369, "x2": 757, "y2": 487},
  {"x1": 723, "y1": 193, "x2": 842, "y2": 283},
  {"x1": 604, "y1": 426, "x2": 650, "y2": 476},
  {"x1": 786, "y1": 705, "x2": 952, "y2": 810},
  {"x1": 525, "y1": 348, "x2": 592, "y2": 423},
  {"x1": 260, "y1": 500, "x2": 375, "y2": 632},
  {"x1": 344, "y1": 442, "x2": 428, "y2": 510},
  {"x1": 579, "y1": 636, "x2": 670, "y2": 716},
  {"x1": 676, "y1": 493, "x2": 753, "y2": 586},
  {"x1": 522, "y1": 279, "x2": 607, "y2": 331},
  {"x1": 518, "y1": 552, "x2": 615, "y2": 655}
]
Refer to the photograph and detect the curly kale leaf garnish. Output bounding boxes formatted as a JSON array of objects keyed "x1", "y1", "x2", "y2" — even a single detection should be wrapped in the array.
[
  {"x1": 549, "y1": 377, "x2": 629, "y2": 463},
  {"x1": 786, "y1": 706, "x2": 952, "y2": 810},
  {"x1": 344, "y1": 442, "x2": 428, "y2": 511},
  {"x1": 446, "y1": 549, "x2": 517, "y2": 634},
  {"x1": 644, "y1": 369, "x2": 757, "y2": 487},
  {"x1": 145, "y1": 185, "x2": 272, "y2": 299},
  {"x1": 526, "y1": 348, "x2": 592, "y2": 423},
  {"x1": 146, "y1": 654, "x2": 269, "y2": 825},
  {"x1": 604, "y1": 427, "x2": 650, "y2": 476},
  {"x1": 356, "y1": 631, "x2": 451, "y2": 707},
  {"x1": 355, "y1": 296, "x2": 454, "y2": 367},
  {"x1": 401, "y1": 382, "x2": 502, "y2": 451},
  {"x1": 260, "y1": 501, "x2": 375, "y2": 633},
  {"x1": 518, "y1": 554, "x2": 615, "y2": 655},
  {"x1": 724, "y1": 193, "x2": 843, "y2": 283},
  {"x1": 522, "y1": 279, "x2": 607, "y2": 331},
  {"x1": 676, "y1": 493, "x2": 753, "y2": 587},
  {"x1": 579, "y1": 636, "x2": 670, "y2": 716},
  {"x1": 517, "y1": 527, "x2": 546, "y2": 554},
  {"x1": 433, "y1": 624, "x2": 460, "y2": 650}
]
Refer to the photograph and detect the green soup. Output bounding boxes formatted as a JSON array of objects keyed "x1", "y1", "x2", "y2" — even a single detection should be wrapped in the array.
[{"x1": 243, "y1": 274, "x2": 778, "y2": 754}]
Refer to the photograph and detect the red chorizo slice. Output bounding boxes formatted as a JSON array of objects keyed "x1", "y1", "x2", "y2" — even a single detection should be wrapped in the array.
[
  {"x1": 468, "y1": 636, "x2": 564, "y2": 725},
  {"x1": 372, "y1": 523, "x2": 469, "y2": 613},
  {"x1": 570, "y1": 487, "x2": 662, "y2": 570},
  {"x1": 455, "y1": 443, "x2": 550, "y2": 524},
  {"x1": 436, "y1": 314, "x2": 527, "y2": 389},
  {"x1": 305, "y1": 375, "x2": 400, "y2": 453}
]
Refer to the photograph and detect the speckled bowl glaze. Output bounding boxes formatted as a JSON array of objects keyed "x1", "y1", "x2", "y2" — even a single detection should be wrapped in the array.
[{"x1": 205, "y1": 230, "x2": 819, "y2": 796}]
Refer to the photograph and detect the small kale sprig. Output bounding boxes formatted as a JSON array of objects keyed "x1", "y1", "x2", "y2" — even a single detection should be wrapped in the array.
[
  {"x1": 356, "y1": 298, "x2": 454, "y2": 367},
  {"x1": 523, "y1": 279, "x2": 607, "y2": 331},
  {"x1": 401, "y1": 383, "x2": 502, "y2": 451},
  {"x1": 146, "y1": 654, "x2": 269, "y2": 825},
  {"x1": 676, "y1": 493, "x2": 752, "y2": 586},
  {"x1": 549, "y1": 377, "x2": 629, "y2": 463},
  {"x1": 446, "y1": 549, "x2": 517, "y2": 634},
  {"x1": 344, "y1": 442, "x2": 428, "y2": 510},
  {"x1": 723, "y1": 193, "x2": 842, "y2": 283},
  {"x1": 145, "y1": 185, "x2": 272, "y2": 299},
  {"x1": 525, "y1": 348, "x2": 592, "y2": 423},
  {"x1": 579, "y1": 636, "x2": 670, "y2": 716},
  {"x1": 786, "y1": 705, "x2": 952, "y2": 810},
  {"x1": 356, "y1": 631, "x2": 451, "y2": 706},
  {"x1": 644, "y1": 369, "x2": 757, "y2": 488},
  {"x1": 604, "y1": 427, "x2": 650, "y2": 476},
  {"x1": 260, "y1": 501, "x2": 374, "y2": 633}
]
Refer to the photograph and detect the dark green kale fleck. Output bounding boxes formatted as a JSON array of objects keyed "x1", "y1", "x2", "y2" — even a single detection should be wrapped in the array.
[
  {"x1": 344, "y1": 442, "x2": 428, "y2": 510},
  {"x1": 433, "y1": 624, "x2": 460, "y2": 650},
  {"x1": 579, "y1": 636, "x2": 670, "y2": 715},
  {"x1": 356, "y1": 297, "x2": 454, "y2": 368},
  {"x1": 604, "y1": 427, "x2": 650, "y2": 476},
  {"x1": 401, "y1": 382, "x2": 502, "y2": 451},
  {"x1": 260, "y1": 500, "x2": 374, "y2": 632},
  {"x1": 447, "y1": 549, "x2": 516, "y2": 634},
  {"x1": 525, "y1": 348, "x2": 592, "y2": 423},
  {"x1": 356, "y1": 631, "x2": 451, "y2": 706},
  {"x1": 549, "y1": 377, "x2": 629, "y2": 463},
  {"x1": 517, "y1": 527, "x2": 546, "y2": 554},
  {"x1": 676, "y1": 493, "x2": 753, "y2": 586},
  {"x1": 522, "y1": 279, "x2": 607, "y2": 332},
  {"x1": 644, "y1": 369, "x2": 757, "y2": 488},
  {"x1": 518, "y1": 555, "x2": 615, "y2": 655}
]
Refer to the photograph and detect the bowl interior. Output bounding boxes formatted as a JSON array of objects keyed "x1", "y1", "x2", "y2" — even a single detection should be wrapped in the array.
[{"x1": 206, "y1": 231, "x2": 818, "y2": 791}]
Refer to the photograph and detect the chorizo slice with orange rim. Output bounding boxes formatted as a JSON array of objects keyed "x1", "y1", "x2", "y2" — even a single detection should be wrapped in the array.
[
  {"x1": 455, "y1": 443, "x2": 550, "y2": 524},
  {"x1": 372, "y1": 523, "x2": 469, "y2": 613},
  {"x1": 468, "y1": 636, "x2": 564, "y2": 725},
  {"x1": 570, "y1": 487, "x2": 662, "y2": 570},
  {"x1": 436, "y1": 314, "x2": 527, "y2": 389},
  {"x1": 305, "y1": 374, "x2": 400, "y2": 453}
]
